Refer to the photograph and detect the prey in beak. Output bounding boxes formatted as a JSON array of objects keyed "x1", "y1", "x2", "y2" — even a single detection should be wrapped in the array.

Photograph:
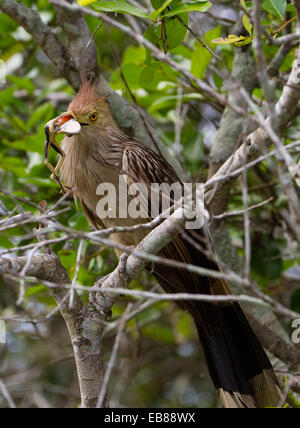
[{"x1": 44, "y1": 113, "x2": 81, "y2": 192}]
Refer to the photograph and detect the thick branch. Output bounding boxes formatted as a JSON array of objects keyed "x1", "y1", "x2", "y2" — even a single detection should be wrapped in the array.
[
  {"x1": 52, "y1": 0, "x2": 98, "y2": 76},
  {"x1": 209, "y1": 42, "x2": 258, "y2": 216},
  {"x1": 0, "y1": 0, "x2": 80, "y2": 89},
  {"x1": 0, "y1": 253, "x2": 104, "y2": 408},
  {"x1": 92, "y1": 208, "x2": 186, "y2": 318}
]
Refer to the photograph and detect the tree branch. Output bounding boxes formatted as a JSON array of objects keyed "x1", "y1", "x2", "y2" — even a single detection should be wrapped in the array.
[
  {"x1": 209, "y1": 39, "x2": 258, "y2": 216},
  {"x1": 0, "y1": 0, "x2": 80, "y2": 89},
  {"x1": 0, "y1": 253, "x2": 105, "y2": 408},
  {"x1": 91, "y1": 208, "x2": 186, "y2": 318},
  {"x1": 51, "y1": 0, "x2": 98, "y2": 75}
]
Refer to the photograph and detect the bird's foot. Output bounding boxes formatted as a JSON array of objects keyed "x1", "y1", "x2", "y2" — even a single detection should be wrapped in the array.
[
  {"x1": 89, "y1": 246, "x2": 135, "y2": 319},
  {"x1": 118, "y1": 246, "x2": 135, "y2": 288},
  {"x1": 60, "y1": 185, "x2": 74, "y2": 197},
  {"x1": 49, "y1": 173, "x2": 71, "y2": 196},
  {"x1": 89, "y1": 275, "x2": 113, "y2": 320}
]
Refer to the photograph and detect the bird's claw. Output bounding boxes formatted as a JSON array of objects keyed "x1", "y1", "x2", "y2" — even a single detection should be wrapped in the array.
[
  {"x1": 60, "y1": 185, "x2": 74, "y2": 197},
  {"x1": 89, "y1": 275, "x2": 113, "y2": 320},
  {"x1": 118, "y1": 246, "x2": 135, "y2": 287}
]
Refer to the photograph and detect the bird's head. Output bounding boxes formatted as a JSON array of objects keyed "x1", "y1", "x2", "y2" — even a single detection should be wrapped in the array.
[{"x1": 45, "y1": 81, "x2": 112, "y2": 138}]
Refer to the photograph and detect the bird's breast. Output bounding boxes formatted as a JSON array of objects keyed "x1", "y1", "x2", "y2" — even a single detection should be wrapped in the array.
[{"x1": 59, "y1": 137, "x2": 149, "y2": 246}]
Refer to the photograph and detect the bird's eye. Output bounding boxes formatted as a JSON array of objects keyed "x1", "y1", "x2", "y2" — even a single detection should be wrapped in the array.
[{"x1": 89, "y1": 112, "x2": 98, "y2": 121}]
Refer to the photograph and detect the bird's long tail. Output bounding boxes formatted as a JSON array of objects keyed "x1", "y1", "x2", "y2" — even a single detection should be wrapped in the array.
[
  {"x1": 152, "y1": 233, "x2": 282, "y2": 408},
  {"x1": 193, "y1": 299, "x2": 281, "y2": 408}
]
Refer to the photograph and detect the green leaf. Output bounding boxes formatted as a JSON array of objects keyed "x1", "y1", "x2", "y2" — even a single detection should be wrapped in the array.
[
  {"x1": 143, "y1": 24, "x2": 159, "y2": 63},
  {"x1": 68, "y1": 212, "x2": 89, "y2": 231},
  {"x1": 161, "y1": 13, "x2": 188, "y2": 51},
  {"x1": 150, "y1": 0, "x2": 174, "y2": 20},
  {"x1": 2, "y1": 133, "x2": 46, "y2": 154},
  {"x1": 0, "y1": 236, "x2": 14, "y2": 250},
  {"x1": 145, "y1": 13, "x2": 189, "y2": 55},
  {"x1": 243, "y1": 14, "x2": 253, "y2": 35},
  {"x1": 151, "y1": 0, "x2": 166, "y2": 9},
  {"x1": 288, "y1": 392, "x2": 300, "y2": 409},
  {"x1": 78, "y1": 0, "x2": 97, "y2": 5},
  {"x1": 111, "y1": 63, "x2": 143, "y2": 90},
  {"x1": 142, "y1": 324, "x2": 175, "y2": 344},
  {"x1": 0, "y1": 87, "x2": 15, "y2": 108},
  {"x1": 251, "y1": 240, "x2": 283, "y2": 281},
  {"x1": 191, "y1": 26, "x2": 221, "y2": 79},
  {"x1": 19, "y1": 177, "x2": 57, "y2": 188},
  {"x1": 162, "y1": 1, "x2": 212, "y2": 18},
  {"x1": 241, "y1": 0, "x2": 253, "y2": 36},
  {"x1": 144, "y1": 23, "x2": 159, "y2": 46},
  {"x1": 25, "y1": 285, "x2": 47, "y2": 298},
  {"x1": 122, "y1": 46, "x2": 146, "y2": 65},
  {"x1": 286, "y1": 4, "x2": 295, "y2": 13},
  {"x1": 149, "y1": 93, "x2": 203, "y2": 112},
  {"x1": 262, "y1": 0, "x2": 287, "y2": 19},
  {"x1": 139, "y1": 62, "x2": 162, "y2": 88},
  {"x1": 139, "y1": 62, "x2": 178, "y2": 89},
  {"x1": 92, "y1": 1, "x2": 149, "y2": 19},
  {"x1": 7, "y1": 75, "x2": 35, "y2": 95},
  {"x1": 0, "y1": 155, "x2": 27, "y2": 177},
  {"x1": 213, "y1": 34, "x2": 253, "y2": 46},
  {"x1": 191, "y1": 46, "x2": 211, "y2": 79},
  {"x1": 26, "y1": 102, "x2": 54, "y2": 131}
]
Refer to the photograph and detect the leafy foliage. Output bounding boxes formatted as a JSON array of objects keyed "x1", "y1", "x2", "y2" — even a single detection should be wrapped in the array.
[{"x1": 262, "y1": 0, "x2": 287, "y2": 19}]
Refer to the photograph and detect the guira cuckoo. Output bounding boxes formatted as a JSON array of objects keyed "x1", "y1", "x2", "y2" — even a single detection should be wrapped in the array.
[{"x1": 45, "y1": 81, "x2": 282, "y2": 408}]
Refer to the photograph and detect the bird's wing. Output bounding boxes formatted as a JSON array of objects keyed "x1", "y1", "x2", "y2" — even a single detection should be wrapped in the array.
[
  {"x1": 121, "y1": 141, "x2": 230, "y2": 301},
  {"x1": 122, "y1": 142, "x2": 178, "y2": 188},
  {"x1": 81, "y1": 199, "x2": 106, "y2": 230}
]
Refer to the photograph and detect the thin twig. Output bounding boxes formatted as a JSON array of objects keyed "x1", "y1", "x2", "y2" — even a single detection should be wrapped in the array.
[
  {"x1": 70, "y1": 239, "x2": 84, "y2": 309},
  {"x1": 0, "y1": 378, "x2": 17, "y2": 409},
  {"x1": 213, "y1": 197, "x2": 274, "y2": 220},
  {"x1": 97, "y1": 304, "x2": 132, "y2": 408}
]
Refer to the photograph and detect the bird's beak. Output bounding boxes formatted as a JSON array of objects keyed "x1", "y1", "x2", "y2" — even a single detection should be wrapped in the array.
[{"x1": 45, "y1": 112, "x2": 81, "y2": 137}]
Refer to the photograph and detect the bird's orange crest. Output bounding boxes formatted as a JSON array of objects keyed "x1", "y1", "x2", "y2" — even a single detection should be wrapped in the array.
[{"x1": 69, "y1": 80, "x2": 109, "y2": 115}]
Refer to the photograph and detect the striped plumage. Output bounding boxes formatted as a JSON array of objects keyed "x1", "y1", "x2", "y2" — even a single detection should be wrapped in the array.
[{"x1": 57, "y1": 81, "x2": 282, "y2": 408}]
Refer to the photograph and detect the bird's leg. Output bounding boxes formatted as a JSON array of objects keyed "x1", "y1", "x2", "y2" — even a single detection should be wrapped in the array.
[
  {"x1": 44, "y1": 120, "x2": 67, "y2": 193},
  {"x1": 50, "y1": 142, "x2": 68, "y2": 194},
  {"x1": 44, "y1": 113, "x2": 81, "y2": 193}
]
